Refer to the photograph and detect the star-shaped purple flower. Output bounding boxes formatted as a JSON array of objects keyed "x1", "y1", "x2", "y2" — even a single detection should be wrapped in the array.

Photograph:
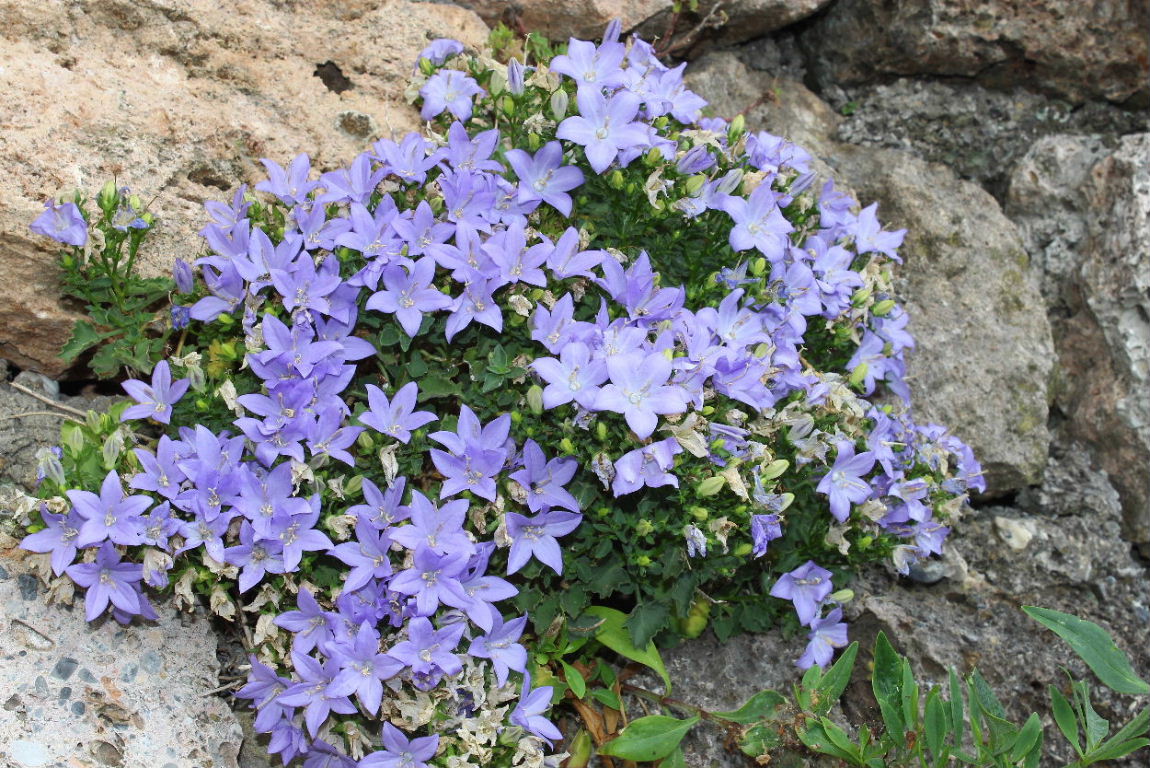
[
  {"x1": 66, "y1": 541, "x2": 145, "y2": 622},
  {"x1": 359, "y1": 382, "x2": 438, "y2": 444},
  {"x1": 504, "y1": 510, "x2": 581, "y2": 575},
  {"x1": 120, "y1": 361, "x2": 190, "y2": 425},
  {"x1": 769, "y1": 560, "x2": 834, "y2": 626}
]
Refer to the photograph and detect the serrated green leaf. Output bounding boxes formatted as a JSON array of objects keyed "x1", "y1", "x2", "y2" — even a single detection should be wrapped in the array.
[
  {"x1": 713, "y1": 690, "x2": 786, "y2": 724},
  {"x1": 625, "y1": 599, "x2": 670, "y2": 649},
  {"x1": 60, "y1": 319, "x2": 111, "y2": 361},
  {"x1": 1023, "y1": 606, "x2": 1150, "y2": 695},
  {"x1": 598, "y1": 715, "x2": 699, "y2": 762},
  {"x1": 585, "y1": 605, "x2": 671, "y2": 693}
]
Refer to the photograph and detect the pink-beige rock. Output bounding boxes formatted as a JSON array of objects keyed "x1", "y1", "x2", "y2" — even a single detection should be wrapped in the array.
[
  {"x1": 800, "y1": 0, "x2": 1150, "y2": 105},
  {"x1": 0, "y1": 0, "x2": 488, "y2": 377},
  {"x1": 449, "y1": 0, "x2": 670, "y2": 41}
]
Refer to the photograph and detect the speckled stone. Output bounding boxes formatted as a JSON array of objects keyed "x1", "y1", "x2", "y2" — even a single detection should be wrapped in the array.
[{"x1": 0, "y1": 547, "x2": 243, "y2": 767}]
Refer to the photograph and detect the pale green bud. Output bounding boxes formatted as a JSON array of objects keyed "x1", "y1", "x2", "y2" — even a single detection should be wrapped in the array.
[
  {"x1": 63, "y1": 423, "x2": 86, "y2": 456},
  {"x1": 872, "y1": 299, "x2": 896, "y2": 316},
  {"x1": 695, "y1": 476, "x2": 726, "y2": 497},
  {"x1": 356, "y1": 431, "x2": 375, "y2": 451},
  {"x1": 728, "y1": 113, "x2": 745, "y2": 141},
  {"x1": 829, "y1": 588, "x2": 855, "y2": 604},
  {"x1": 526, "y1": 384, "x2": 544, "y2": 415},
  {"x1": 750, "y1": 257, "x2": 767, "y2": 277},
  {"x1": 760, "y1": 458, "x2": 789, "y2": 481},
  {"x1": 684, "y1": 174, "x2": 706, "y2": 195},
  {"x1": 635, "y1": 519, "x2": 655, "y2": 536},
  {"x1": 849, "y1": 362, "x2": 869, "y2": 388},
  {"x1": 97, "y1": 180, "x2": 118, "y2": 214},
  {"x1": 852, "y1": 287, "x2": 872, "y2": 306},
  {"x1": 344, "y1": 474, "x2": 364, "y2": 495},
  {"x1": 550, "y1": 89, "x2": 568, "y2": 121}
]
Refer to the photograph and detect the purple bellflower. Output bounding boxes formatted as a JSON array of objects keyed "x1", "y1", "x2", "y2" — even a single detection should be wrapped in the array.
[
  {"x1": 504, "y1": 510, "x2": 581, "y2": 575},
  {"x1": 557, "y1": 89, "x2": 648, "y2": 174},
  {"x1": 359, "y1": 382, "x2": 438, "y2": 444},
  {"x1": 505, "y1": 141, "x2": 585, "y2": 217},
  {"x1": 361, "y1": 723, "x2": 439, "y2": 768},
  {"x1": 31, "y1": 199, "x2": 87, "y2": 246},
  {"x1": 510, "y1": 676, "x2": 563, "y2": 745},
  {"x1": 769, "y1": 560, "x2": 834, "y2": 626},
  {"x1": 21, "y1": 508, "x2": 83, "y2": 576},
  {"x1": 817, "y1": 440, "x2": 877, "y2": 523},
  {"x1": 420, "y1": 69, "x2": 485, "y2": 122},
  {"x1": 120, "y1": 361, "x2": 190, "y2": 425},
  {"x1": 595, "y1": 351, "x2": 688, "y2": 438},
  {"x1": 68, "y1": 470, "x2": 151, "y2": 548},
  {"x1": 468, "y1": 613, "x2": 528, "y2": 687},
  {"x1": 797, "y1": 607, "x2": 849, "y2": 669},
  {"x1": 66, "y1": 541, "x2": 145, "y2": 622}
]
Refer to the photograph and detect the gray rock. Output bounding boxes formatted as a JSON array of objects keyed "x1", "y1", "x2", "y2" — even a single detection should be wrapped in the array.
[
  {"x1": 828, "y1": 145, "x2": 1054, "y2": 493},
  {"x1": 834, "y1": 79, "x2": 1146, "y2": 200},
  {"x1": 0, "y1": 371, "x2": 117, "y2": 492},
  {"x1": 0, "y1": 549, "x2": 243, "y2": 767},
  {"x1": 1014, "y1": 134, "x2": 1150, "y2": 548},
  {"x1": 798, "y1": 0, "x2": 1150, "y2": 105},
  {"x1": 635, "y1": 0, "x2": 833, "y2": 49}
]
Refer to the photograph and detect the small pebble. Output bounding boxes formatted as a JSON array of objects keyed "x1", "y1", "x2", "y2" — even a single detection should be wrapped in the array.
[
  {"x1": 51, "y1": 657, "x2": 78, "y2": 681},
  {"x1": 71, "y1": 701, "x2": 86, "y2": 716},
  {"x1": 9, "y1": 740, "x2": 51, "y2": 767},
  {"x1": 17, "y1": 573, "x2": 38, "y2": 600}
]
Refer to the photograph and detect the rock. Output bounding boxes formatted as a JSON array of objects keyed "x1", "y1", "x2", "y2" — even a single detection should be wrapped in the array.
[
  {"x1": 834, "y1": 79, "x2": 1147, "y2": 200},
  {"x1": 1011, "y1": 134, "x2": 1150, "y2": 547},
  {"x1": 635, "y1": 0, "x2": 833, "y2": 48},
  {"x1": 0, "y1": 547, "x2": 243, "y2": 767},
  {"x1": 828, "y1": 145, "x2": 1054, "y2": 493},
  {"x1": 0, "y1": 0, "x2": 489, "y2": 377},
  {"x1": 993, "y1": 515, "x2": 1036, "y2": 551},
  {"x1": 1007, "y1": 134, "x2": 1118, "y2": 305},
  {"x1": 1073, "y1": 134, "x2": 1150, "y2": 548},
  {"x1": 798, "y1": 0, "x2": 1150, "y2": 106},
  {"x1": 0, "y1": 371, "x2": 118, "y2": 491},
  {"x1": 684, "y1": 51, "x2": 841, "y2": 159},
  {"x1": 451, "y1": 0, "x2": 669, "y2": 41}
]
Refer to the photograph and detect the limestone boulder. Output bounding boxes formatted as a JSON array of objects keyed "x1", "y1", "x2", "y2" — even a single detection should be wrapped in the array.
[
  {"x1": 0, "y1": 0, "x2": 488, "y2": 377},
  {"x1": 828, "y1": 145, "x2": 1054, "y2": 493}
]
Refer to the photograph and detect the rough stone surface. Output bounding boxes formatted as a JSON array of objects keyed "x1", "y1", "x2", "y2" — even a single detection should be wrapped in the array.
[
  {"x1": 847, "y1": 449, "x2": 1149, "y2": 766},
  {"x1": 828, "y1": 144, "x2": 1054, "y2": 493},
  {"x1": 0, "y1": 0, "x2": 488, "y2": 377},
  {"x1": 1008, "y1": 133, "x2": 1150, "y2": 547},
  {"x1": 798, "y1": 0, "x2": 1150, "y2": 106},
  {"x1": 834, "y1": 79, "x2": 1147, "y2": 199},
  {"x1": 684, "y1": 51, "x2": 840, "y2": 159},
  {"x1": 452, "y1": 0, "x2": 670, "y2": 40},
  {"x1": 0, "y1": 371, "x2": 118, "y2": 491},
  {"x1": 635, "y1": 0, "x2": 833, "y2": 48},
  {"x1": 0, "y1": 544, "x2": 243, "y2": 768}
]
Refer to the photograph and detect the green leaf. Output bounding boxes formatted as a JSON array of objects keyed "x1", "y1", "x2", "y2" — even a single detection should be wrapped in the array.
[
  {"x1": 1077, "y1": 683, "x2": 1110, "y2": 751},
  {"x1": 598, "y1": 715, "x2": 700, "y2": 762},
  {"x1": 799, "y1": 720, "x2": 862, "y2": 765},
  {"x1": 589, "y1": 687, "x2": 621, "y2": 710},
  {"x1": 814, "y1": 641, "x2": 859, "y2": 714},
  {"x1": 924, "y1": 687, "x2": 946, "y2": 757},
  {"x1": 659, "y1": 746, "x2": 688, "y2": 768},
  {"x1": 561, "y1": 660, "x2": 586, "y2": 699},
  {"x1": 713, "y1": 690, "x2": 786, "y2": 724},
  {"x1": 418, "y1": 375, "x2": 458, "y2": 399},
  {"x1": 1023, "y1": 606, "x2": 1150, "y2": 695},
  {"x1": 739, "y1": 723, "x2": 782, "y2": 756},
  {"x1": 1084, "y1": 738, "x2": 1150, "y2": 764},
  {"x1": 900, "y1": 659, "x2": 920, "y2": 733},
  {"x1": 585, "y1": 605, "x2": 671, "y2": 693},
  {"x1": 949, "y1": 668, "x2": 965, "y2": 750},
  {"x1": 1050, "y1": 685, "x2": 1082, "y2": 755},
  {"x1": 1010, "y1": 713, "x2": 1043, "y2": 764},
  {"x1": 871, "y1": 632, "x2": 907, "y2": 737},
  {"x1": 60, "y1": 319, "x2": 111, "y2": 361},
  {"x1": 625, "y1": 600, "x2": 670, "y2": 649}
]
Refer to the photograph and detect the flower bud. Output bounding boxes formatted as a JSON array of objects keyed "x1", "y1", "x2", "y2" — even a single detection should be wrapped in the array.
[
  {"x1": 644, "y1": 147, "x2": 662, "y2": 166},
  {"x1": 489, "y1": 69, "x2": 506, "y2": 97},
  {"x1": 635, "y1": 555, "x2": 652, "y2": 567},
  {"x1": 217, "y1": 312, "x2": 235, "y2": 327},
  {"x1": 728, "y1": 113, "x2": 746, "y2": 142},
  {"x1": 356, "y1": 431, "x2": 375, "y2": 451},
  {"x1": 607, "y1": 170, "x2": 625, "y2": 189},
  {"x1": 526, "y1": 384, "x2": 544, "y2": 415},
  {"x1": 63, "y1": 424, "x2": 86, "y2": 456},
  {"x1": 527, "y1": 132, "x2": 542, "y2": 152},
  {"x1": 550, "y1": 89, "x2": 568, "y2": 121},
  {"x1": 829, "y1": 588, "x2": 855, "y2": 604},
  {"x1": 715, "y1": 169, "x2": 744, "y2": 196},
  {"x1": 872, "y1": 299, "x2": 896, "y2": 316},
  {"x1": 760, "y1": 459, "x2": 789, "y2": 481},
  {"x1": 851, "y1": 287, "x2": 872, "y2": 306},
  {"x1": 596, "y1": 421, "x2": 608, "y2": 442},
  {"x1": 101, "y1": 430, "x2": 125, "y2": 470},
  {"x1": 689, "y1": 506, "x2": 709, "y2": 521},
  {"x1": 97, "y1": 180, "x2": 118, "y2": 214},
  {"x1": 695, "y1": 476, "x2": 726, "y2": 497},
  {"x1": 559, "y1": 438, "x2": 576, "y2": 455},
  {"x1": 680, "y1": 596, "x2": 711, "y2": 639},
  {"x1": 507, "y1": 58, "x2": 525, "y2": 95},
  {"x1": 635, "y1": 519, "x2": 654, "y2": 536},
  {"x1": 683, "y1": 174, "x2": 707, "y2": 196},
  {"x1": 733, "y1": 542, "x2": 752, "y2": 557},
  {"x1": 344, "y1": 475, "x2": 364, "y2": 495},
  {"x1": 418, "y1": 57, "x2": 435, "y2": 76},
  {"x1": 510, "y1": 410, "x2": 523, "y2": 424},
  {"x1": 849, "y1": 362, "x2": 869, "y2": 389},
  {"x1": 750, "y1": 257, "x2": 767, "y2": 277}
]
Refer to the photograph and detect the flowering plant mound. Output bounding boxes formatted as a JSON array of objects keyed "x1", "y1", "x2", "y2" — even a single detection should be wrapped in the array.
[{"x1": 21, "y1": 21, "x2": 983, "y2": 767}]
